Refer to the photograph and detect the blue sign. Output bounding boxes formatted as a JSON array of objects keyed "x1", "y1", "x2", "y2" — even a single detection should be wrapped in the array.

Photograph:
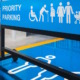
[{"x1": 1, "y1": 0, "x2": 80, "y2": 35}]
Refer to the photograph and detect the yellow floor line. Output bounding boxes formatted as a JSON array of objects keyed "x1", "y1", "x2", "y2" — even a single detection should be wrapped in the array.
[
  {"x1": 16, "y1": 38, "x2": 64, "y2": 51},
  {"x1": 0, "y1": 38, "x2": 64, "y2": 55}
]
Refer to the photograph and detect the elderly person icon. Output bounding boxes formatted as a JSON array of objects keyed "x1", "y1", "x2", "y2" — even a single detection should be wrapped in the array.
[
  {"x1": 39, "y1": 5, "x2": 49, "y2": 22},
  {"x1": 57, "y1": 2, "x2": 65, "y2": 23}
]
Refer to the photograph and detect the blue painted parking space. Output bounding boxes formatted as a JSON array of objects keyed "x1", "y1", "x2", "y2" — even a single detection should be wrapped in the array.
[{"x1": 0, "y1": 39, "x2": 80, "y2": 80}]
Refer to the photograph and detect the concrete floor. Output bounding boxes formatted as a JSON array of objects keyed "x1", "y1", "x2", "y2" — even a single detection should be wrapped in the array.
[{"x1": 5, "y1": 29, "x2": 54, "y2": 49}]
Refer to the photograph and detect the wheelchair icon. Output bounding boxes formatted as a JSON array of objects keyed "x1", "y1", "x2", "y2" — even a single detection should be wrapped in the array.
[{"x1": 29, "y1": 6, "x2": 38, "y2": 22}]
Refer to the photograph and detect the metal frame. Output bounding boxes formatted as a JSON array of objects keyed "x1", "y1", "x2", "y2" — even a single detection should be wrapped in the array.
[
  {"x1": 2, "y1": 25, "x2": 80, "y2": 41},
  {"x1": 0, "y1": 25, "x2": 80, "y2": 80}
]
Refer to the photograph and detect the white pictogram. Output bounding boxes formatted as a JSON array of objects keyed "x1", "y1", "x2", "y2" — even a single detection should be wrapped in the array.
[
  {"x1": 29, "y1": 2, "x2": 80, "y2": 24},
  {"x1": 74, "y1": 11, "x2": 80, "y2": 24},
  {"x1": 8, "y1": 54, "x2": 80, "y2": 80},
  {"x1": 50, "y1": 3, "x2": 55, "y2": 23},
  {"x1": 57, "y1": 2, "x2": 65, "y2": 23},
  {"x1": 8, "y1": 62, "x2": 37, "y2": 74},
  {"x1": 8, "y1": 55, "x2": 55, "y2": 75},
  {"x1": 31, "y1": 69, "x2": 47, "y2": 80},
  {"x1": 31, "y1": 55, "x2": 57, "y2": 80},
  {"x1": 39, "y1": 5, "x2": 49, "y2": 22},
  {"x1": 65, "y1": 2, "x2": 74, "y2": 24},
  {"x1": 41, "y1": 74, "x2": 58, "y2": 80},
  {"x1": 29, "y1": 6, "x2": 38, "y2": 22}
]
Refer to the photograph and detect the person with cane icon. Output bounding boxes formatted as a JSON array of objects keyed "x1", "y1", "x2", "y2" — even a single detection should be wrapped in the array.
[{"x1": 39, "y1": 5, "x2": 49, "y2": 22}]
